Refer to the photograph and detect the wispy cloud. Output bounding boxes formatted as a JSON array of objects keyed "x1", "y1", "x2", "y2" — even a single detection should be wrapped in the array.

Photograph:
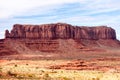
[{"x1": 0, "y1": 0, "x2": 83, "y2": 19}]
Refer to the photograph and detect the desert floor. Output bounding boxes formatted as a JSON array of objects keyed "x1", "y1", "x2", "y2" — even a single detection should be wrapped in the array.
[{"x1": 0, "y1": 58, "x2": 120, "y2": 80}]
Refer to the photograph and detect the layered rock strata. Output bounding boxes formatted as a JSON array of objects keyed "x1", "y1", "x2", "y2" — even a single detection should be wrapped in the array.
[
  {"x1": 3, "y1": 23, "x2": 118, "y2": 53},
  {"x1": 5, "y1": 23, "x2": 116, "y2": 40}
]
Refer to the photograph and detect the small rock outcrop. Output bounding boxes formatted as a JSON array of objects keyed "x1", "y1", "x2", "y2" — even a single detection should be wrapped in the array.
[{"x1": 5, "y1": 23, "x2": 116, "y2": 40}]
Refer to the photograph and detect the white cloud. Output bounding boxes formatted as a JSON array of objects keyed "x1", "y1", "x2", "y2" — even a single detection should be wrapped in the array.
[
  {"x1": 81, "y1": 1, "x2": 120, "y2": 16},
  {"x1": 84, "y1": 0, "x2": 120, "y2": 10},
  {"x1": 0, "y1": 0, "x2": 85, "y2": 19},
  {"x1": 0, "y1": 0, "x2": 120, "y2": 19},
  {"x1": 57, "y1": 14, "x2": 120, "y2": 26}
]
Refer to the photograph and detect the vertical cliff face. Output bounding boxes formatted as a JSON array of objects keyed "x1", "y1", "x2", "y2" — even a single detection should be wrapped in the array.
[
  {"x1": 5, "y1": 23, "x2": 116, "y2": 40},
  {"x1": 1, "y1": 23, "x2": 120, "y2": 57},
  {"x1": 74, "y1": 27, "x2": 116, "y2": 40}
]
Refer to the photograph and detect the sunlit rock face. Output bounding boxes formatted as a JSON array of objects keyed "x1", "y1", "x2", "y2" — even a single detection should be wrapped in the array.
[
  {"x1": 5, "y1": 23, "x2": 116, "y2": 40},
  {"x1": 1, "y1": 23, "x2": 120, "y2": 57}
]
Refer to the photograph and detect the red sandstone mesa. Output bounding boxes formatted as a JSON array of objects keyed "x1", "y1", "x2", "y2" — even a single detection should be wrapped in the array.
[
  {"x1": 5, "y1": 23, "x2": 116, "y2": 40},
  {"x1": 1, "y1": 23, "x2": 120, "y2": 59}
]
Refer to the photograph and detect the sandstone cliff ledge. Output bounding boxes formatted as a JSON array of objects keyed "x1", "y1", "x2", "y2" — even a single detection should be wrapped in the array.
[
  {"x1": 0, "y1": 23, "x2": 120, "y2": 59},
  {"x1": 5, "y1": 23, "x2": 116, "y2": 40}
]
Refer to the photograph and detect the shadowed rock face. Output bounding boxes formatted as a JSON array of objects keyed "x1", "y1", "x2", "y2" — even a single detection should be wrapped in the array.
[{"x1": 5, "y1": 23, "x2": 116, "y2": 40}]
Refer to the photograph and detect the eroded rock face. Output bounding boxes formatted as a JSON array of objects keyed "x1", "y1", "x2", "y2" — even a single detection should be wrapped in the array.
[{"x1": 5, "y1": 23, "x2": 116, "y2": 40}]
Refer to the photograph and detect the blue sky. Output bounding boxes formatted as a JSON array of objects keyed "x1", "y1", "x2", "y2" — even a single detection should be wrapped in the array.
[{"x1": 0, "y1": 0, "x2": 120, "y2": 39}]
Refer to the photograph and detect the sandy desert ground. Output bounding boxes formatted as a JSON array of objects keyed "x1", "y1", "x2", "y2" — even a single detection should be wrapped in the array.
[{"x1": 0, "y1": 58, "x2": 120, "y2": 80}]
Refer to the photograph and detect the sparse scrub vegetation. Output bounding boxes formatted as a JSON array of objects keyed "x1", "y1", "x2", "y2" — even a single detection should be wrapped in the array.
[
  {"x1": 26, "y1": 63, "x2": 29, "y2": 65},
  {"x1": 0, "y1": 67, "x2": 2, "y2": 72},
  {"x1": 42, "y1": 73, "x2": 51, "y2": 80},
  {"x1": 7, "y1": 71, "x2": 16, "y2": 77},
  {"x1": 0, "y1": 60, "x2": 119, "y2": 80},
  {"x1": 14, "y1": 64, "x2": 18, "y2": 67}
]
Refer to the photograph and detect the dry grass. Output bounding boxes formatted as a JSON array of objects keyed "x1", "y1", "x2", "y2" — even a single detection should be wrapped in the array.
[{"x1": 0, "y1": 60, "x2": 120, "y2": 80}]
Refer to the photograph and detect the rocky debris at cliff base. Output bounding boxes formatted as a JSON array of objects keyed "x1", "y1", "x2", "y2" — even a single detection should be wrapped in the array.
[{"x1": 0, "y1": 39, "x2": 18, "y2": 56}]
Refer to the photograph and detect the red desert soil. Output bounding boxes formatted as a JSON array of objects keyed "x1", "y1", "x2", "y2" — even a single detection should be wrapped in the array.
[
  {"x1": 48, "y1": 58, "x2": 120, "y2": 72},
  {"x1": 0, "y1": 58, "x2": 119, "y2": 72}
]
